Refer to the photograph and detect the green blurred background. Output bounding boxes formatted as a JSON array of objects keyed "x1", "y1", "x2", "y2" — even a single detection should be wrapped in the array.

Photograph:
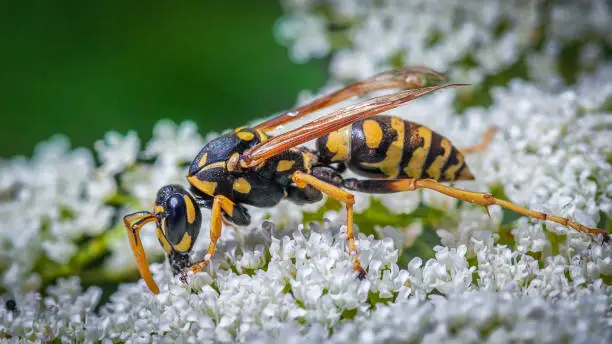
[{"x1": 0, "y1": 0, "x2": 326, "y2": 158}]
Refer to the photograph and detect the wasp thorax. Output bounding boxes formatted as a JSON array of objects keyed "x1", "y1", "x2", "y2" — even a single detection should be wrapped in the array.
[{"x1": 154, "y1": 185, "x2": 202, "y2": 255}]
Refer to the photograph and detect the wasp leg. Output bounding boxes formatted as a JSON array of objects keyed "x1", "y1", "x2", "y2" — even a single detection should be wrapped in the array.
[
  {"x1": 195, "y1": 197, "x2": 251, "y2": 226},
  {"x1": 195, "y1": 197, "x2": 231, "y2": 227},
  {"x1": 182, "y1": 195, "x2": 236, "y2": 279},
  {"x1": 343, "y1": 179, "x2": 406, "y2": 194},
  {"x1": 291, "y1": 171, "x2": 366, "y2": 278},
  {"x1": 123, "y1": 211, "x2": 160, "y2": 294},
  {"x1": 223, "y1": 203, "x2": 251, "y2": 226},
  {"x1": 254, "y1": 67, "x2": 447, "y2": 131},
  {"x1": 460, "y1": 126, "x2": 497, "y2": 154},
  {"x1": 344, "y1": 178, "x2": 610, "y2": 241},
  {"x1": 311, "y1": 165, "x2": 344, "y2": 187},
  {"x1": 286, "y1": 185, "x2": 323, "y2": 205}
]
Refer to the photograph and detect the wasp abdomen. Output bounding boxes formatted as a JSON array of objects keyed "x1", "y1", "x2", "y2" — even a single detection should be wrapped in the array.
[{"x1": 316, "y1": 115, "x2": 474, "y2": 182}]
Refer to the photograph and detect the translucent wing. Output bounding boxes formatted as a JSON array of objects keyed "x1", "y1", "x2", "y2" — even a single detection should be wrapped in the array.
[
  {"x1": 254, "y1": 67, "x2": 448, "y2": 131},
  {"x1": 241, "y1": 84, "x2": 467, "y2": 167}
]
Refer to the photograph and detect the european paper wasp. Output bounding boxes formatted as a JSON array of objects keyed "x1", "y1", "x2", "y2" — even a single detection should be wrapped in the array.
[{"x1": 123, "y1": 67, "x2": 610, "y2": 294}]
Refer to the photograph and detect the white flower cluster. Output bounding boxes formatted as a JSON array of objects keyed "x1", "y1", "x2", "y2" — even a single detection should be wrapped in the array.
[
  {"x1": 0, "y1": 121, "x2": 205, "y2": 294},
  {"x1": 1, "y1": 277, "x2": 102, "y2": 342},
  {"x1": 252, "y1": 292, "x2": 611, "y2": 344},
  {"x1": 1, "y1": 0, "x2": 612, "y2": 342},
  {"x1": 1, "y1": 56, "x2": 612, "y2": 344},
  {"x1": 2, "y1": 222, "x2": 610, "y2": 343},
  {"x1": 277, "y1": 0, "x2": 611, "y2": 85},
  {"x1": 0, "y1": 135, "x2": 115, "y2": 293}
]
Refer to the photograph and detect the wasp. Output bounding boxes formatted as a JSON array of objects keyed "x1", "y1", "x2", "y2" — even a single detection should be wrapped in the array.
[{"x1": 123, "y1": 67, "x2": 610, "y2": 294}]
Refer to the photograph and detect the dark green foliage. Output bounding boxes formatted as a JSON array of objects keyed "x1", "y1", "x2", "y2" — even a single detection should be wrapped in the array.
[{"x1": 0, "y1": 0, "x2": 325, "y2": 157}]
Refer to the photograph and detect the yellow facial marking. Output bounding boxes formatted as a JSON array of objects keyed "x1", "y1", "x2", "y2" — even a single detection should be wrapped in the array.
[
  {"x1": 361, "y1": 117, "x2": 405, "y2": 178},
  {"x1": 363, "y1": 119, "x2": 383, "y2": 148},
  {"x1": 276, "y1": 160, "x2": 295, "y2": 172},
  {"x1": 233, "y1": 177, "x2": 251, "y2": 194},
  {"x1": 444, "y1": 152, "x2": 465, "y2": 180},
  {"x1": 326, "y1": 126, "x2": 351, "y2": 162},
  {"x1": 154, "y1": 206, "x2": 164, "y2": 214},
  {"x1": 173, "y1": 233, "x2": 192, "y2": 252},
  {"x1": 404, "y1": 126, "x2": 432, "y2": 178},
  {"x1": 237, "y1": 131, "x2": 255, "y2": 141},
  {"x1": 188, "y1": 176, "x2": 217, "y2": 196},
  {"x1": 425, "y1": 138, "x2": 452, "y2": 180},
  {"x1": 156, "y1": 227, "x2": 172, "y2": 254},
  {"x1": 183, "y1": 195, "x2": 196, "y2": 224},
  {"x1": 197, "y1": 152, "x2": 208, "y2": 168}
]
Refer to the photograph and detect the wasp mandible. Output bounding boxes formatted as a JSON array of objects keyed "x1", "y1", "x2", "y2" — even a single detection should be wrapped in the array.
[{"x1": 123, "y1": 67, "x2": 609, "y2": 294}]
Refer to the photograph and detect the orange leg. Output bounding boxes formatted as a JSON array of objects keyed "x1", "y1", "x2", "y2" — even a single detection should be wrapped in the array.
[
  {"x1": 292, "y1": 171, "x2": 366, "y2": 278},
  {"x1": 382, "y1": 179, "x2": 609, "y2": 240},
  {"x1": 460, "y1": 126, "x2": 498, "y2": 154},
  {"x1": 181, "y1": 195, "x2": 236, "y2": 279}
]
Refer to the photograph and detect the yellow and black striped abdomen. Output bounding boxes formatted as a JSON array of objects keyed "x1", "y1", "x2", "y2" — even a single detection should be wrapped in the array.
[
  {"x1": 315, "y1": 115, "x2": 474, "y2": 182},
  {"x1": 399, "y1": 120, "x2": 474, "y2": 181}
]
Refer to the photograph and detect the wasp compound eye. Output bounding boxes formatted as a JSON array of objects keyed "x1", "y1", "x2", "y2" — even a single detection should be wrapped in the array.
[{"x1": 162, "y1": 192, "x2": 202, "y2": 253}]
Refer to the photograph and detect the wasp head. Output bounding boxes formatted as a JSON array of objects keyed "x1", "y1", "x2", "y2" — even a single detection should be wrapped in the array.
[{"x1": 123, "y1": 184, "x2": 202, "y2": 294}]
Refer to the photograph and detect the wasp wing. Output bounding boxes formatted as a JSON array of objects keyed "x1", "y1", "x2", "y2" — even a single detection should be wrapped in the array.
[
  {"x1": 241, "y1": 84, "x2": 467, "y2": 167},
  {"x1": 253, "y1": 67, "x2": 448, "y2": 131}
]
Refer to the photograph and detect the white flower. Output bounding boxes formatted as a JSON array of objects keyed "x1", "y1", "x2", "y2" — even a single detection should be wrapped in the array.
[
  {"x1": 275, "y1": 13, "x2": 331, "y2": 63},
  {"x1": 278, "y1": 0, "x2": 611, "y2": 86},
  {"x1": 144, "y1": 120, "x2": 204, "y2": 165},
  {"x1": 2, "y1": 64, "x2": 611, "y2": 343},
  {"x1": 95, "y1": 130, "x2": 140, "y2": 175},
  {"x1": 1, "y1": 1, "x2": 612, "y2": 341}
]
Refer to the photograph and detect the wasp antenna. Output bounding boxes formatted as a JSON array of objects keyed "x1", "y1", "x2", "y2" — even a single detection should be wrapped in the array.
[{"x1": 123, "y1": 211, "x2": 161, "y2": 294}]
